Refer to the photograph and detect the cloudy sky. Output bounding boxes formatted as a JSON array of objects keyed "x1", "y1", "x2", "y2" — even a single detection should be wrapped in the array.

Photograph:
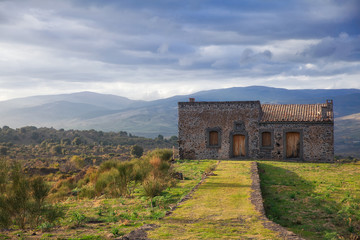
[{"x1": 0, "y1": 0, "x2": 359, "y2": 100}]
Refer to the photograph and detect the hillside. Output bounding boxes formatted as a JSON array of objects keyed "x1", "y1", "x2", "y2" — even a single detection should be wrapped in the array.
[
  {"x1": 335, "y1": 113, "x2": 360, "y2": 157},
  {"x1": 0, "y1": 86, "x2": 359, "y2": 155}
]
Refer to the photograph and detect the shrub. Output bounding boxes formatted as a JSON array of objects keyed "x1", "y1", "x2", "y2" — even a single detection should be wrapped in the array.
[
  {"x1": 70, "y1": 155, "x2": 85, "y2": 169},
  {"x1": 131, "y1": 145, "x2": 143, "y2": 158},
  {"x1": 7, "y1": 163, "x2": 31, "y2": 229},
  {"x1": 30, "y1": 176, "x2": 50, "y2": 226},
  {"x1": 146, "y1": 149, "x2": 172, "y2": 162},
  {"x1": 38, "y1": 222, "x2": 54, "y2": 232},
  {"x1": 71, "y1": 211, "x2": 87, "y2": 227},
  {"x1": 78, "y1": 185, "x2": 96, "y2": 199},
  {"x1": 0, "y1": 158, "x2": 8, "y2": 193},
  {"x1": 99, "y1": 160, "x2": 119, "y2": 173},
  {"x1": 50, "y1": 145, "x2": 62, "y2": 155},
  {"x1": 95, "y1": 168, "x2": 119, "y2": 196},
  {"x1": 116, "y1": 161, "x2": 135, "y2": 196},
  {"x1": 142, "y1": 174, "x2": 168, "y2": 208}
]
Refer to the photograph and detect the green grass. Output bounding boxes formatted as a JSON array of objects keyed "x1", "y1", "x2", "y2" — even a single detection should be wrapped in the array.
[
  {"x1": 148, "y1": 161, "x2": 280, "y2": 239},
  {"x1": 258, "y1": 161, "x2": 360, "y2": 240}
]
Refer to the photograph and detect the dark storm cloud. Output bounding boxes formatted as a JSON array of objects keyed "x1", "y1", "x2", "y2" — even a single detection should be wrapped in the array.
[{"x1": 302, "y1": 33, "x2": 360, "y2": 61}]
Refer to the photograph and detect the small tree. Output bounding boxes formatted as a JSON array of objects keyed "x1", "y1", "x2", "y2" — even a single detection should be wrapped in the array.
[
  {"x1": 0, "y1": 163, "x2": 63, "y2": 229},
  {"x1": 0, "y1": 159, "x2": 10, "y2": 228},
  {"x1": 8, "y1": 163, "x2": 31, "y2": 229},
  {"x1": 50, "y1": 145, "x2": 62, "y2": 155},
  {"x1": 30, "y1": 176, "x2": 50, "y2": 226},
  {"x1": 72, "y1": 137, "x2": 82, "y2": 146},
  {"x1": 70, "y1": 155, "x2": 85, "y2": 169},
  {"x1": 156, "y1": 135, "x2": 164, "y2": 141},
  {"x1": 0, "y1": 147, "x2": 8, "y2": 156},
  {"x1": 116, "y1": 161, "x2": 134, "y2": 196},
  {"x1": 131, "y1": 145, "x2": 143, "y2": 158}
]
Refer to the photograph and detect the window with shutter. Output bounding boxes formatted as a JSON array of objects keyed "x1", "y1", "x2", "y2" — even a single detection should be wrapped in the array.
[
  {"x1": 209, "y1": 131, "x2": 219, "y2": 146},
  {"x1": 206, "y1": 128, "x2": 221, "y2": 148},
  {"x1": 262, "y1": 132, "x2": 271, "y2": 147}
]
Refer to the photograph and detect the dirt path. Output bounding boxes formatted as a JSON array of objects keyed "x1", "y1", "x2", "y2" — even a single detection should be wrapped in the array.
[{"x1": 147, "y1": 161, "x2": 282, "y2": 240}]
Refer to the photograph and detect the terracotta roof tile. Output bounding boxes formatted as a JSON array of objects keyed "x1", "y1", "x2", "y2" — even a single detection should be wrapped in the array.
[{"x1": 260, "y1": 104, "x2": 333, "y2": 122}]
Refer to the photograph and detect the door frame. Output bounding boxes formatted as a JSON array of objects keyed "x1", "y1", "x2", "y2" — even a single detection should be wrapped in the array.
[
  {"x1": 283, "y1": 129, "x2": 303, "y2": 160},
  {"x1": 230, "y1": 131, "x2": 248, "y2": 159}
]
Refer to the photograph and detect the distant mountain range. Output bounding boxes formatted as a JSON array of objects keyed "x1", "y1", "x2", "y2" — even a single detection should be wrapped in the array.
[{"x1": 0, "y1": 86, "x2": 359, "y2": 155}]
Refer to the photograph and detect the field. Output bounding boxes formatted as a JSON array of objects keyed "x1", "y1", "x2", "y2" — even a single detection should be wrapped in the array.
[
  {"x1": 259, "y1": 161, "x2": 360, "y2": 240},
  {"x1": 1, "y1": 158, "x2": 359, "y2": 239}
]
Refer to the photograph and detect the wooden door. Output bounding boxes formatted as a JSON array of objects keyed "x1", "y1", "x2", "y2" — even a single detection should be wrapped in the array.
[
  {"x1": 233, "y1": 134, "x2": 246, "y2": 157},
  {"x1": 286, "y1": 132, "x2": 300, "y2": 158}
]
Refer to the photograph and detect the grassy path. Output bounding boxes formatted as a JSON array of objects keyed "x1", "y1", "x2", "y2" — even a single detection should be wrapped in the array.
[{"x1": 148, "y1": 161, "x2": 280, "y2": 239}]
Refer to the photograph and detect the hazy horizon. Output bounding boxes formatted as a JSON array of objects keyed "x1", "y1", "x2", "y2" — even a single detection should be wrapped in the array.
[{"x1": 1, "y1": 85, "x2": 360, "y2": 102}]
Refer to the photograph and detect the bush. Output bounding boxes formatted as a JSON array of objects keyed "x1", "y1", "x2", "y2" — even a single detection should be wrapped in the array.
[
  {"x1": 50, "y1": 145, "x2": 62, "y2": 155},
  {"x1": 7, "y1": 163, "x2": 31, "y2": 229},
  {"x1": 30, "y1": 176, "x2": 50, "y2": 227},
  {"x1": 70, "y1": 155, "x2": 85, "y2": 169},
  {"x1": 95, "y1": 168, "x2": 119, "y2": 196},
  {"x1": 38, "y1": 222, "x2": 54, "y2": 232},
  {"x1": 0, "y1": 163, "x2": 64, "y2": 229},
  {"x1": 142, "y1": 174, "x2": 168, "y2": 208},
  {"x1": 71, "y1": 211, "x2": 87, "y2": 227},
  {"x1": 78, "y1": 185, "x2": 96, "y2": 199},
  {"x1": 131, "y1": 145, "x2": 143, "y2": 158},
  {"x1": 146, "y1": 149, "x2": 172, "y2": 162},
  {"x1": 99, "y1": 160, "x2": 119, "y2": 173},
  {"x1": 117, "y1": 161, "x2": 135, "y2": 196}
]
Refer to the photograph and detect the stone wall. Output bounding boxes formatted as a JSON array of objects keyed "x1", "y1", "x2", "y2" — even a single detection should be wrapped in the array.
[
  {"x1": 178, "y1": 101, "x2": 334, "y2": 162},
  {"x1": 259, "y1": 123, "x2": 334, "y2": 162},
  {"x1": 178, "y1": 101, "x2": 261, "y2": 159}
]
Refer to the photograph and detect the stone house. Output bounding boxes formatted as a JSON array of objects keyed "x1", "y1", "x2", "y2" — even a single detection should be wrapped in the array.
[{"x1": 178, "y1": 99, "x2": 334, "y2": 162}]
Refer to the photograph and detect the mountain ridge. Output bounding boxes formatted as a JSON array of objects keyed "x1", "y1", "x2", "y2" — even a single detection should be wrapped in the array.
[
  {"x1": 0, "y1": 86, "x2": 359, "y2": 155},
  {"x1": 0, "y1": 86, "x2": 359, "y2": 133}
]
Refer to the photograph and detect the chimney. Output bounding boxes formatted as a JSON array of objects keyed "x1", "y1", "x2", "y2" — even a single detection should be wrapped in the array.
[
  {"x1": 189, "y1": 98, "x2": 195, "y2": 103},
  {"x1": 321, "y1": 99, "x2": 333, "y2": 120},
  {"x1": 326, "y1": 99, "x2": 333, "y2": 111}
]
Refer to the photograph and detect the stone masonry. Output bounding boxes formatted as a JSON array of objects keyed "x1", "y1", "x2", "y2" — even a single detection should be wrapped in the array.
[{"x1": 178, "y1": 100, "x2": 334, "y2": 162}]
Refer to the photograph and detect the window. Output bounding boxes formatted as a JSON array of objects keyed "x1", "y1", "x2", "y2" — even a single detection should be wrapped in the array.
[
  {"x1": 209, "y1": 131, "x2": 219, "y2": 146},
  {"x1": 260, "y1": 130, "x2": 273, "y2": 148},
  {"x1": 262, "y1": 132, "x2": 271, "y2": 147},
  {"x1": 206, "y1": 127, "x2": 221, "y2": 148}
]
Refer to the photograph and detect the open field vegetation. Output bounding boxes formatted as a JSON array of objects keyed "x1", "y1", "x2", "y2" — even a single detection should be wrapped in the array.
[
  {"x1": 259, "y1": 161, "x2": 360, "y2": 240},
  {"x1": 1, "y1": 129, "x2": 359, "y2": 240},
  {"x1": 0, "y1": 150, "x2": 216, "y2": 239},
  {"x1": 148, "y1": 161, "x2": 280, "y2": 239},
  {"x1": 0, "y1": 126, "x2": 177, "y2": 171}
]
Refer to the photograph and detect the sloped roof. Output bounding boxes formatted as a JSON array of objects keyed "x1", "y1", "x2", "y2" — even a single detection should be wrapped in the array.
[{"x1": 260, "y1": 103, "x2": 333, "y2": 122}]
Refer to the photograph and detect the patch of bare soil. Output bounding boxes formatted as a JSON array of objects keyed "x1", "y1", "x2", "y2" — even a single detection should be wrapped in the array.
[{"x1": 118, "y1": 224, "x2": 159, "y2": 240}]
